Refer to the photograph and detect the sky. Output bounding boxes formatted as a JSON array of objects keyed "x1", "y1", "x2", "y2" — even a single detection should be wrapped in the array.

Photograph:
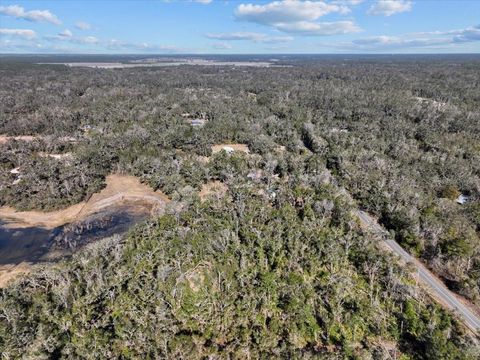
[{"x1": 0, "y1": 0, "x2": 479, "y2": 54}]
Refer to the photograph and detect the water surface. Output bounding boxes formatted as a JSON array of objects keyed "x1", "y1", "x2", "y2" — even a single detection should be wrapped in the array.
[{"x1": 0, "y1": 205, "x2": 149, "y2": 265}]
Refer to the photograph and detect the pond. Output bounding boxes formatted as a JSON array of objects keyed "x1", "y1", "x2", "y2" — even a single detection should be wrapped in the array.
[{"x1": 0, "y1": 205, "x2": 150, "y2": 265}]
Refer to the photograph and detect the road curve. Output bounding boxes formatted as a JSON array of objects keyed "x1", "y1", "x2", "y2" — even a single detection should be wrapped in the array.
[{"x1": 356, "y1": 210, "x2": 480, "y2": 333}]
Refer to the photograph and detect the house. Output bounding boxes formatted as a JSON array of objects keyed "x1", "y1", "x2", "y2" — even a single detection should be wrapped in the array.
[
  {"x1": 81, "y1": 124, "x2": 93, "y2": 133},
  {"x1": 10, "y1": 167, "x2": 22, "y2": 185},
  {"x1": 190, "y1": 119, "x2": 206, "y2": 127},
  {"x1": 456, "y1": 194, "x2": 469, "y2": 205},
  {"x1": 12, "y1": 176, "x2": 23, "y2": 185},
  {"x1": 222, "y1": 146, "x2": 234, "y2": 154}
]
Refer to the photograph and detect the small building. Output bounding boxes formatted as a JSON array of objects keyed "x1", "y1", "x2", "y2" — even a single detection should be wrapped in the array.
[
  {"x1": 12, "y1": 176, "x2": 23, "y2": 185},
  {"x1": 222, "y1": 146, "x2": 234, "y2": 154},
  {"x1": 81, "y1": 124, "x2": 93, "y2": 132},
  {"x1": 456, "y1": 194, "x2": 469, "y2": 205},
  {"x1": 190, "y1": 119, "x2": 206, "y2": 127}
]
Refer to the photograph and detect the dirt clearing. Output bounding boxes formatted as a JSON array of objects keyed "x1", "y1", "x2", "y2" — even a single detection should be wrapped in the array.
[
  {"x1": 0, "y1": 262, "x2": 32, "y2": 288},
  {"x1": 0, "y1": 174, "x2": 170, "y2": 229},
  {"x1": 211, "y1": 143, "x2": 250, "y2": 154},
  {"x1": 199, "y1": 181, "x2": 228, "y2": 202},
  {"x1": 0, "y1": 174, "x2": 170, "y2": 287},
  {"x1": 0, "y1": 135, "x2": 38, "y2": 144}
]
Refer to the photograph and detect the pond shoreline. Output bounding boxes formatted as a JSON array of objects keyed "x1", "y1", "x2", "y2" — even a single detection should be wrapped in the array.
[{"x1": 0, "y1": 174, "x2": 170, "y2": 287}]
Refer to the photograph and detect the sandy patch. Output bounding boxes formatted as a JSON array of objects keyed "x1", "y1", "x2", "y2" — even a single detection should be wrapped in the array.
[
  {"x1": 199, "y1": 181, "x2": 228, "y2": 202},
  {"x1": 0, "y1": 262, "x2": 32, "y2": 288},
  {"x1": 58, "y1": 136, "x2": 78, "y2": 142},
  {"x1": 0, "y1": 175, "x2": 170, "y2": 287},
  {"x1": 0, "y1": 135, "x2": 78, "y2": 145},
  {"x1": 211, "y1": 143, "x2": 250, "y2": 154},
  {"x1": 415, "y1": 96, "x2": 449, "y2": 110},
  {"x1": 0, "y1": 135, "x2": 38, "y2": 144},
  {"x1": 37, "y1": 152, "x2": 73, "y2": 160},
  {"x1": 0, "y1": 174, "x2": 170, "y2": 229},
  {"x1": 196, "y1": 155, "x2": 210, "y2": 164},
  {"x1": 186, "y1": 269, "x2": 206, "y2": 293}
]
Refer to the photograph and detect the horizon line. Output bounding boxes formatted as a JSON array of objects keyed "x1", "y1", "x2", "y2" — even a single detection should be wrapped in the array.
[{"x1": 1, "y1": 53, "x2": 480, "y2": 56}]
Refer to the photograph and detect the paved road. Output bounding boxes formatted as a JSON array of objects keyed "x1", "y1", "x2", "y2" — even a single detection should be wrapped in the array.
[{"x1": 356, "y1": 210, "x2": 480, "y2": 332}]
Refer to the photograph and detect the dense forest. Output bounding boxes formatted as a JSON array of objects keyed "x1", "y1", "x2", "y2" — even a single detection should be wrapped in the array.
[{"x1": 0, "y1": 55, "x2": 479, "y2": 358}]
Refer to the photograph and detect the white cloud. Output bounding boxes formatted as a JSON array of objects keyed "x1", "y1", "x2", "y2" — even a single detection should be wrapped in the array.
[
  {"x1": 0, "y1": 28, "x2": 36, "y2": 39},
  {"x1": 76, "y1": 36, "x2": 99, "y2": 44},
  {"x1": 41, "y1": 31, "x2": 188, "y2": 53},
  {"x1": 235, "y1": 0, "x2": 360, "y2": 36},
  {"x1": 0, "y1": 4, "x2": 61, "y2": 25},
  {"x1": 453, "y1": 26, "x2": 480, "y2": 43},
  {"x1": 104, "y1": 39, "x2": 186, "y2": 53},
  {"x1": 2, "y1": 29, "x2": 190, "y2": 53},
  {"x1": 334, "y1": 25, "x2": 480, "y2": 51},
  {"x1": 367, "y1": 0, "x2": 412, "y2": 16},
  {"x1": 206, "y1": 32, "x2": 293, "y2": 43},
  {"x1": 411, "y1": 25, "x2": 480, "y2": 39},
  {"x1": 75, "y1": 21, "x2": 91, "y2": 30},
  {"x1": 45, "y1": 33, "x2": 98, "y2": 44},
  {"x1": 235, "y1": 1, "x2": 349, "y2": 24},
  {"x1": 212, "y1": 42, "x2": 232, "y2": 50},
  {"x1": 276, "y1": 20, "x2": 361, "y2": 36},
  {"x1": 206, "y1": 32, "x2": 262, "y2": 41},
  {"x1": 333, "y1": 0, "x2": 364, "y2": 4},
  {"x1": 261, "y1": 35, "x2": 295, "y2": 43},
  {"x1": 352, "y1": 35, "x2": 447, "y2": 48},
  {"x1": 59, "y1": 29, "x2": 73, "y2": 38},
  {"x1": 165, "y1": 0, "x2": 213, "y2": 4},
  {"x1": 164, "y1": 0, "x2": 212, "y2": 3}
]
